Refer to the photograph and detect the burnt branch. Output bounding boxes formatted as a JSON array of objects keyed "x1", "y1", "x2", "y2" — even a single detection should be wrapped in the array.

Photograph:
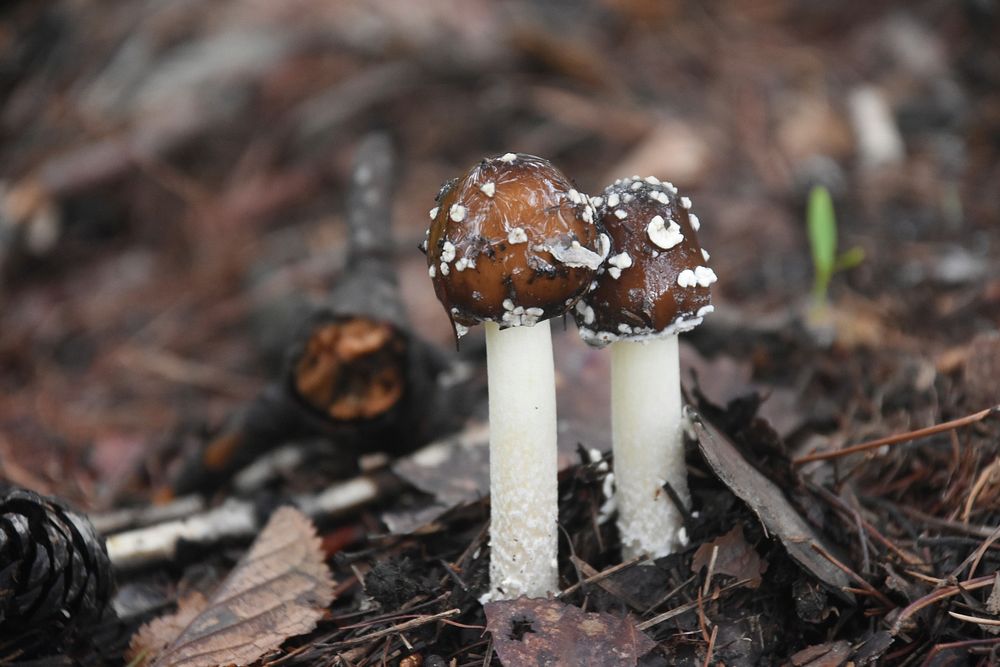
[{"x1": 168, "y1": 134, "x2": 468, "y2": 497}]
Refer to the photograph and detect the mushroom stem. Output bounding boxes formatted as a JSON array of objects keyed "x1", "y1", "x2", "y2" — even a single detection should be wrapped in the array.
[
  {"x1": 484, "y1": 320, "x2": 559, "y2": 599},
  {"x1": 611, "y1": 335, "x2": 689, "y2": 559}
]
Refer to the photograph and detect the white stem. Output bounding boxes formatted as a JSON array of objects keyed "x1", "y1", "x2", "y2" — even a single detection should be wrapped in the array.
[
  {"x1": 611, "y1": 335, "x2": 689, "y2": 559},
  {"x1": 484, "y1": 320, "x2": 558, "y2": 599}
]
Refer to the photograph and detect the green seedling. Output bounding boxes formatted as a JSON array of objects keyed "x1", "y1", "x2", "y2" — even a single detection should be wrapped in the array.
[{"x1": 807, "y1": 185, "x2": 864, "y2": 310}]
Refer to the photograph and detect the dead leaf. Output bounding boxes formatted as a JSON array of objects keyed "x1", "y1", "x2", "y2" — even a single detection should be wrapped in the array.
[
  {"x1": 130, "y1": 506, "x2": 335, "y2": 667},
  {"x1": 691, "y1": 525, "x2": 767, "y2": 589},
  {"x1": 785, "y1": 640, "x2": 851, "y2": 666},
  {"x1": 128, "y1": 593, "x2": 209, "y2": 664},
  {"x1": 484, "y1": 598, "x2": 655, "y2": 667},
  {"x1": 690, "y1": 411, "x2": 853, "y2": 602}
]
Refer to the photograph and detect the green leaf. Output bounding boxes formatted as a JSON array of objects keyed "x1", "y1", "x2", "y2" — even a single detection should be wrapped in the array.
[
  {"x1": 807, "y1": 186, "x2": 837, "y2": 300},
  {"x1": 834, "y1": 246, "x2": 865, "y2": 272}
]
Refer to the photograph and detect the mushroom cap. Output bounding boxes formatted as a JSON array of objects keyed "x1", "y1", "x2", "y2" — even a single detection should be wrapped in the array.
[
  {"x1": 424, "y1": 153, "x2": 606, "y2": 334},
  {"x1": 575, "y1": 176, "x2": 715, "y2": 347}
]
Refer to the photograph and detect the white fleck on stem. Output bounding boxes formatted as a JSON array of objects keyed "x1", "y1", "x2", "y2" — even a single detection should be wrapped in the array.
[
  {"x1": 484, "y1": 320, "x2": 559, "y2": 599},
  {"x1": 611, "y1": 335, "x2": 689, "y2": 560}
]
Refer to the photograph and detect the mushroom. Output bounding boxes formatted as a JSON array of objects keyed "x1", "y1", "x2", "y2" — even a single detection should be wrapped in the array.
[
  {"x1": 574, "y1": 176, "x2": 715, "y2": 560},
  {"x1": 424, "y1": 153, "x2": 605, "y2": 599}
]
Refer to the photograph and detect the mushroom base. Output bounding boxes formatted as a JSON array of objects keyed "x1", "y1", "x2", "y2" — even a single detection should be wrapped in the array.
[
  {"x1": 484, "y1": 320, "x2": 559, "y2": 600},
  {"x1": 611, "y1": 335, "x2": 690, "y2": 560}
]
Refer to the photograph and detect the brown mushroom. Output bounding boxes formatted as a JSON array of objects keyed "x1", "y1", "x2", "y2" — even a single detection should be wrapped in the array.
[
  {"x1": 425, "y1": 152, "x2": 605, "y2": 336},
  {"x1": 574, "y1": 175, "x2": 715, "y2": 559},
  {"x1": 423, "y1": 153, "x2": 605, "y2": 599}
]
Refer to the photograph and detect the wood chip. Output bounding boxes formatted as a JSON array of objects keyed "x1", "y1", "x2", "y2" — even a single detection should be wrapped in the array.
[{"x1": 691, "y1": 525, "x2": 767, "y2": 589}]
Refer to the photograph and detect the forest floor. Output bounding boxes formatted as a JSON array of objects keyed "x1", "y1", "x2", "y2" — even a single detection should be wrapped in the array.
[{"x1": 1, "y1": 1, "x2": 999, "y2": 665}]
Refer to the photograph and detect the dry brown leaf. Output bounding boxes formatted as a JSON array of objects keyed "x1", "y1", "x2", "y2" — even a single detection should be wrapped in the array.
[
  {"x1": 130, "y1": 506, "x2": 335, "y2": 667},
  {"x1": 484, "y1": 598, "x2": 655, "y2": 667},
  {"x1": 691, "y1": 525, "x2": 767, "y2": 589},
  {"x1": 128, "y1": 593, "x2": 209, "y2": 665}
]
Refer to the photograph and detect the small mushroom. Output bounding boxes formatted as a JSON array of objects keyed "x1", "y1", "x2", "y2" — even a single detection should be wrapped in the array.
[
  {"x1": 424, "y1": 153, "x2": 602, "y2": 599},
  {"x1": 574, "y1": 176, "x2": 715, "y2": 559}
]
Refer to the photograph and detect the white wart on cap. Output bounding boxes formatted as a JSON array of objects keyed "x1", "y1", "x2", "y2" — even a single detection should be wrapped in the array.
[{"x1": 575, "y1": 177, "x2": 715, "y2": 346}]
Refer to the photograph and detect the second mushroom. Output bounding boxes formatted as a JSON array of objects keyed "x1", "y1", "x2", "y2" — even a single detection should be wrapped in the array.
[{"x1": 575, "y1": 176, "x2": 715, "y2": 560}]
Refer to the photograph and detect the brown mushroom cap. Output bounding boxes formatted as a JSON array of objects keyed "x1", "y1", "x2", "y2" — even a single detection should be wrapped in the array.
[
  {"x1": 424, "y1": 153, "x2": 606, "y2": 335},
  {"x1": 575, "y1": 176, "x2": 715, "y2": 346}
]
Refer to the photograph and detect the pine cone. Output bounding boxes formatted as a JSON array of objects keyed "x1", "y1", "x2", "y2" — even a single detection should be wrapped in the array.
[{"x1": 0, "y1": 486, "x2": 113, "y2": 635}]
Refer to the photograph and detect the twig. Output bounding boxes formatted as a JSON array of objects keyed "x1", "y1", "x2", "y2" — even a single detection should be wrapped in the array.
[
  {"x1": 439, "y1": 559, "x2": 470, "y2": 592},
  {"x1": 891, "y1": 574, "x2": 995, "y2": 635},
  {"x1": 643, "y1": 575, "x2": 697, "y2": 615},
  {"x1": 106, "y1": 470, "x2": 400, "y2": 569},
  {"x1": 323, "y1": 609, "x2": 460, "y2": 649},
  {"x1": 636, "y1": 580, "x2": 749, "y2": 632},
  {"x1": 695, "y1": 585, "x2": 711, "y2": 643},
  {"x1": 331, "y1": 594, "x2": 446, "y2": 627},
  {"x1": 853, "y1": 507, "x2": 872, "y2": 575},
  {"x1": 793, "y1": 405, "x2": 999, "y2": 465},
  {"x1": 232, "y1": 443, "x2": 320, "y2": 495},
  {"x1": 702, "y1": 545, "x2": 719, "y2": 597},
  {"x1": 962, "y1": 456, "x2": 1000, "y2": 522},
  {"x1": 439, "y1": 619, "x2": 485, "y2": 631},
  {"x1": 965, "y1": 527, "x2": 1000, "y2": 580},
  {"x1": 905, "y1": 570, "x2": 948, "y2": 585},
  {"x1": 948, "y1": 611, "x2": 1000, "y2": 626},
  {"x1": 701, "y1": 624, "x2": 718, "y2": 667},
  {"x1": 568, "y1": 556, "x2": 647, "y2": 611},
  {"x1": 661, "y1": 480, "x2": 694, "y2": 528},
  {"x1": 557, "y1": 554, "x2": 648, "y2": 598},
  {"x1": 810, "y1": 542, "x2": 896, "y2": 610},
  {"x1": 809, "y1": 483, "x2": 924, "y2": 566},
  {"x1": 91, "y1": 494, "x2": 205, "y2": 535},
  {"x1": 636, "y1": 599, "x2": 699, "y2": 632},
  {"x1": 481, "y1": 636, "x2": 493, "y2": 667},
  {"x1": 919, "y1": 638, "x2": 1000, "y2": 667},
  {"x1": 884, "y1": 501, "x2": 998, "y2": 539}
]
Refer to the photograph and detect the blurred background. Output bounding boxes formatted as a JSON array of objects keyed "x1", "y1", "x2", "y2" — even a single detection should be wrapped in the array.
[{"x1": 1, "y1": 0, "x2": 998, "y2": 509}]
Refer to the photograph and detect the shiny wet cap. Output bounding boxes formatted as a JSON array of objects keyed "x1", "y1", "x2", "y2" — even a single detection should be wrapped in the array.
[
  {"x1": 424, "y1": 153, "x2": 607, "y2": 337},
  {"x1": 575, "y1": 176, "x2": 714, "y2": 346}
]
